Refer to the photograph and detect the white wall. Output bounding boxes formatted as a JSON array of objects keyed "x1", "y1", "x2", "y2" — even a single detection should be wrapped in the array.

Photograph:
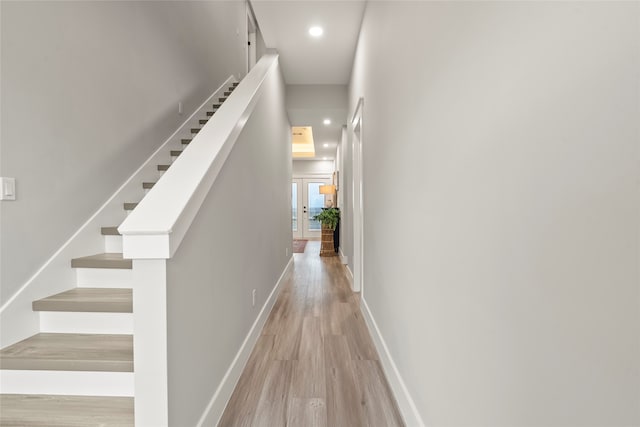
[
  {"x1": 0, "y1": 1, "x2": 247, "y2": 304},
  {"x1": 348, "y1": 2, "x2": 640, "y2": 425},
  {"x1": 256, "y1": 27, "x2": 267, "y2": 62},
  {"x1": 292, "y1": 160, "x2": 334, "y2": 176},
  {"x1": 165, "y1": 61, "x2": 291, "y2": 426}
]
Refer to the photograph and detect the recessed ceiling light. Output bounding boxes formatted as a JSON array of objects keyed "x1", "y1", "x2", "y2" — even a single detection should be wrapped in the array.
[
  {"x1": 309, "y1": 26, "x2": 323, "y2": 37},
  {"x1": 323, "y1": 143, "x2": 329, "y2": 148},
  {"x1": 323, "y1": 157, "x2": 327, "y2": 160},
  {"x1": 323, "y1": 118, "x2": 331, "y2": 125}
]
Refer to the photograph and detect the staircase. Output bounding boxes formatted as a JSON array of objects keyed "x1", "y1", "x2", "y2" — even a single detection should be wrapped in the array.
[{"x1": 0, "y1": 82, "x2": 239, "y2": 426}]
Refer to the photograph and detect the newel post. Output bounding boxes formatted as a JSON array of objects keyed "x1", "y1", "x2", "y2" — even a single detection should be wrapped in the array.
[{"x1": 132, "y1": 258, "x2": 169, "y2": 427}]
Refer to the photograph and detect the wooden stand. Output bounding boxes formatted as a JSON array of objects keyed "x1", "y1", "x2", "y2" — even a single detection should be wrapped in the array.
[{"x1": 320, "y1": 225, "x2": 336, "y2": 257}]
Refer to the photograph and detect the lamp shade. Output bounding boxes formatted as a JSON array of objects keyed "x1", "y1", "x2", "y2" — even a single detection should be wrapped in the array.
[{"x1": 319, "y1": 184, "x2": 336, "y2": 195}]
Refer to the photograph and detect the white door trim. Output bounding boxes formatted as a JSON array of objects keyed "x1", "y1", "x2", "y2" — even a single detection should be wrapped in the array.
[
  {"x1": 351, "y1": 98, "x2": 364, "y2": 293},
  {"x1": 246, "y1": 4, "x2": 257, "y2": 74},
  {"x1": 292, "y1": 179, "x2": 302, "y2": 240}
]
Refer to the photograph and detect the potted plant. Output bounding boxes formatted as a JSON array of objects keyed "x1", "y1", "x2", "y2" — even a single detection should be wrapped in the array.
[{"x1": 313, "y1": 208, "x2": 340, "y2": 256}]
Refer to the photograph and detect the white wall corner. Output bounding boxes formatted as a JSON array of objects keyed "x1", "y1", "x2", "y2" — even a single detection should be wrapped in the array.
[
  {"x1": 197, "y1": 256, "x2": 294, "y2": 427},
  {"x1": 360, "y1": 298, "x2": 425, "y2": 427}
]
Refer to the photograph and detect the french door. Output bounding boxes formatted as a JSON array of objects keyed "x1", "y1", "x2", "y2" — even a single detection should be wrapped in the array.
[{"x1": 292, "y1": 177, "x2": 331, "y2": 239}]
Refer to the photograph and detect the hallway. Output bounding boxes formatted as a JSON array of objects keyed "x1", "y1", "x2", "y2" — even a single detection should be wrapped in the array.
[{"x1": 219, "y1": 241, "x2": 403, "y2": 426}]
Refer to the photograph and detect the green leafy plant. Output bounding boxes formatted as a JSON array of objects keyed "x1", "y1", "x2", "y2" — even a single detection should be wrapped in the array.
[{"x1": 313, "y1": 207, "x2": 340, "y2": 230}]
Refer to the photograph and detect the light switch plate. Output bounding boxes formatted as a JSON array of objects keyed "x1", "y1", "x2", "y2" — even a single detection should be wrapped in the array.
[{"x1": 0, "y1": 177, "x2": 16, "y2": 201}]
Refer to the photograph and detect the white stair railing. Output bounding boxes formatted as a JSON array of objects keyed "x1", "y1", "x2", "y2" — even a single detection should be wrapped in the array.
[
  {"x1": 118, "y1": 53, "x2": 279, "y2": 258},
  {"x1": 117, "y1": 53, "x2": 280, "y2": 427}
]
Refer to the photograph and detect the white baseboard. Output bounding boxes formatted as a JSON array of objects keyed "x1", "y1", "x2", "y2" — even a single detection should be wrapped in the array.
[
  {"x1": 196, "y1": 256, "x2": 294, "y2": 427},
  {"x1": 344, "y1": 263, "x2": 354, "y2": 288},
  {"x1": 360, "y1": 298, "x2": 425, "y2": 427},
  {"x1": 338, "y1": 247, "x2": 348, "y2": 265}
]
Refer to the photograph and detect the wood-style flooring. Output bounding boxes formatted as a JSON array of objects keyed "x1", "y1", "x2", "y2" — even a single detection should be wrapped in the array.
[
  {"x1": 0, "y1": 394, "x2": 133, "y2": 427},
  {"x1": 219, "y1": 241, "x2": 404, "y2": 427}
]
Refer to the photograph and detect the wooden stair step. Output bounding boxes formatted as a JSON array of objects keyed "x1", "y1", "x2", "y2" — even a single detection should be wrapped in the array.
[
  {"x1": 0, "y1": 395, "x2": 134, "y2": 427},
  {"x1": 33, "y1": 288, "x2": 132, "y2": 313},
  {"x1": 101, "y1": 226, "x2": 120, "y2": 236},
  {"x1": 123, "y1": 202, "x2": 138, "y2": 211},
  {"x1": 224, "y1": 91, "x2": 232, "y2": 96},
  {"x1": 212, "y1": 104, "x2": 221, "y2": 109},
  {"x1": 157, "y1": 164, "x2": 170, "y2": 171},
  {"x1": 142, "y1": 182, "x2": 155, "y2": 189},
  {"x1": 199, "y1": 119, "x2": 208, "y2": 125},
  {"x1": 218, "y1": 97, "x2": 227, "y2": 102},
  {"x1": 170, "y1": 151, "x2": 182, "y2": 157},
  {"x1": 71, "y1": 253, "x2": 132, "y2": 269},
  {"x1": 0, "y1": 333, "x2": 133, "y2": 372},
  {"x1": 191, "y1": 128, "x2": 200, "y2": 134},
  {"x1": 232, "y1": 82, "x2": 239, "y2": 87},
  {"x1": 181, "y1": 138, "x2": 192, "y2": 145},
  {"x1": 206, "y1": 111, "x2": 214, "y2": 117}
]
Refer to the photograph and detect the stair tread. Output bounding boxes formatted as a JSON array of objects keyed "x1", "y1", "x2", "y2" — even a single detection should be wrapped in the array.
[
  {"x1": 170, "y1": 150, "x2": 182, "y2": 156},
  {"x1": 157, "y1": 164, "x2": 170, "y2": 171},
  {"x1": 181, "y1": 138, "x2": 192, "y2": 144},
  {"x1": 142, "y1": 182, "x2": 155, "y2": 189},
  {"x1": 0, "y1": 333, "x2": 133, "y2": 372},
  {"x1": 101, "y1": 226, "x2": 120, "y2": 236},
  {"x1": 0, "y1": 394, "x2": 134, "y2": 426},
  {"x1": 33, "y1": 288, "x2": 132, "y2": 313},
  {"x1": 71, "y1": 253, "x2": 132, "y2": 270},
  {"x1": 123, "y1": 202, "x2": 137, "y2": 210}
]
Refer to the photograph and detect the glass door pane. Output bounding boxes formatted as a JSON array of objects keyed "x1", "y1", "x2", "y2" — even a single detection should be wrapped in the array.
[
  {"x1": 292, "y1": 182, "x2": 298, "y2": 232},
  {"x1": 307, "y1": 182, "x2": 325, "y2": 232}
]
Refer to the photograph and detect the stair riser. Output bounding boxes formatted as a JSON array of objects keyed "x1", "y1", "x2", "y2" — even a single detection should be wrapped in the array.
[
  {"x1": 0, "y1": 371, "x2": 133, "y2": 396},
  {"x1": 76, "y1": 268, "x2": 133, "y2": 288},
  {"x1": 104, "y1": 235, "x2": 123, "y2": 253},
  {"x1": 40, "y1": 313, "x2": 133, "y2": 335}
]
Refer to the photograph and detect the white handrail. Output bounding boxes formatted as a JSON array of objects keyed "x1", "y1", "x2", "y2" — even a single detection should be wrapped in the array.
[{"x1": 118, "y1": 53, "x2": 279, "y2": 259}]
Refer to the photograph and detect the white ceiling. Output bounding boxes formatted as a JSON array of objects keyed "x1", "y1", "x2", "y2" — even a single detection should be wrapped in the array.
[
  {"x1": 250, "y1": 1, "x2": 364, "y2": 161},
  {"x1": 251, "y1": 0, "x2": 366, "y2": 85},
  {"x1": 286, "y1": 84, "x2": 348, "y2": 160}
]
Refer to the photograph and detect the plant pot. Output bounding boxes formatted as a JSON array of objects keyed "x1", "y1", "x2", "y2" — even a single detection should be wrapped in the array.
[{"x1": 320, "y1": 224, "x2": 336, "y2": 257}]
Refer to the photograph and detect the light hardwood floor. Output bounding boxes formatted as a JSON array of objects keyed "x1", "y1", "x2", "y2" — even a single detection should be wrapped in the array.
[
  {"x1": 219, "y1": 241, "x2": 404, "y2": 427},
  {"x1": 0, "y1": 395, "x2": 133, "y2": 427}
]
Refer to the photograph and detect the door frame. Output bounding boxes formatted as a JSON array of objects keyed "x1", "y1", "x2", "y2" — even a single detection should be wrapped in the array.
[
  {"x1": 292, "y1": 175, "x2": 332, "y2": 240},
  {"x1": 246, "y1": 5, "x2": 257, "y2": 74},
  {"x1": 351, "y1": 98, "x2": 364, "y2": 293}
]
